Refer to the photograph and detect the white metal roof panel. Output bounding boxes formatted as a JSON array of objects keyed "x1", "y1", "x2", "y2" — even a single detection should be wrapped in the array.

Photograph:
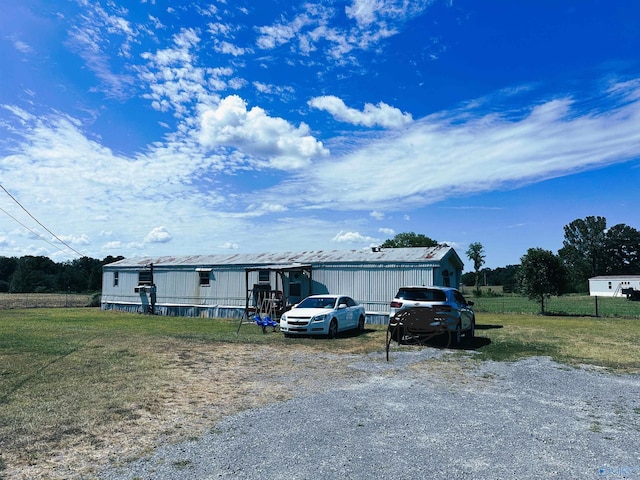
[{"x1": 104, "y1": 246, "x2": 460, "y2": 269}]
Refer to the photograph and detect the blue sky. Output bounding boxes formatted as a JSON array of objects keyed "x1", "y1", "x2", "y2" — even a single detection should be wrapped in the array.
[{"x1": 1, "y1": 0, "x2": 640, "y2": 270}]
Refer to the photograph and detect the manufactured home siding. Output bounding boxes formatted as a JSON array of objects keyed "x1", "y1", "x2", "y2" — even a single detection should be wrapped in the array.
[
  {"x1": 589, "y1": 276, "x2": 640, "y2": 297},
  {"x1": 101, "y1": 246, "x2": 463, "y2": 322}
]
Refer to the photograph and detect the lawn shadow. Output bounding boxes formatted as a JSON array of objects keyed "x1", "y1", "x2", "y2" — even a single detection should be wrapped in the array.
[
  {"x1": 393, "y1": 333, "x2": 492, "y2": 351},
  {"x1": 475, "y1": 324, "x2": 504, "y2": 330}
]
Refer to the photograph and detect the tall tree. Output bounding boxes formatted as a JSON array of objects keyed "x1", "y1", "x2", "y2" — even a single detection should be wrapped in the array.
[
  {"x1": 380, "y1": 232, "x2": 438, "y2": 248},
  {"x1": 602, "y1": 223, "x2": 640, "y2": 275},
  {"x1": 518, "y1": 248, "x2": 566, "y2": 314},
  {"x1": 466, "y1": 242, "x2": 486, "y2": 288},
  {"x1": 9, "y1": 256, "x2": 58, "y2": 293},
  {"x1": 559, "y1": 216, "x2": 607, "y2": 292}
]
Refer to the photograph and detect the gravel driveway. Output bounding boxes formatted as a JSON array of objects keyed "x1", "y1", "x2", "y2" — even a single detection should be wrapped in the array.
[{"x1": 98, "y1": 350, "x2": 640, "y2": 480}]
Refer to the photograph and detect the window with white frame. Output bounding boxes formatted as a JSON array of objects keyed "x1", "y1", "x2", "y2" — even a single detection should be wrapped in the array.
[{"x1": 196, "y1": 268, "x2": 212, "y2": 286}]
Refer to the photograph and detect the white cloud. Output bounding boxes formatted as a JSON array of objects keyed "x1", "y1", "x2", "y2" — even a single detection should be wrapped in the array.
[
  {"x1": 139, "y1": 28, "x2": 221, "y2": 116},
  {"x1": 370, "y1": 210, "x2": 385, "y2": 220},
  {"x1": 59, "y1": 233, "x2": 91, "y2": 245},
  {"x1": 12, "y1": 39, "x2": 33, "y2": 54},
  {"x1": 378, "y1": 227, "x2": 395, "y2": 236},
  {"x1": 345, "y1": 0, "x2": 432, "y2": 27},
  {"x1": 332, "y1": 230, "x2": 377, "y2": 243},
  {"x1": 309, "y1": 95, "x2": 413, "y2": 128},
  {"x1": 145, "y1": 226, "x2": 173, "y2": 244},
  {"x1": 198, "y1": 95, "x2": 329, "y2": 169},
  {"x1": 256, "y1": 12, "x2": 315, "y2": 50},
  {"x1": 214, "y1": 40, "x2": 250, "y2": 56},
  {"x1": 65, "y1": 2, "x2": 139, "y2": 98},
  {"x1": 257, "y1": 79, "x2": 640, "y2": 211},
  {"x1": 255, "y1": 1, "x2": 433, "y2": 62}
]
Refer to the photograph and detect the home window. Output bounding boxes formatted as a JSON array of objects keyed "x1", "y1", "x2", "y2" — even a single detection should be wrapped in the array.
[
  {"x1": 113, "y1": 271, "x2": 119, "y2": 287},
  {"x1": 258, "y1": 270, "x2": 270, "y2": 283},
  {"x1": 199, "y1": 271, "x2": 210, "y2": 286},
  {"x1": 138, "y1": 270, "x2": 152, "y2": 285},
  {"x1": 195, "y1": 268, "x2": 212, "y2": 286},
  {"x1": 442, "y1": 270, "x2": 451, "y2": 287}
]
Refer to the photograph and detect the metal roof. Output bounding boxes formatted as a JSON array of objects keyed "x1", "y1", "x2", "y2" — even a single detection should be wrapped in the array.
[
  {"x1": 589, "y1": 275, "x2": 640, "y2": 280},
  {"x1": 103, "y1": 246, "x2": 462, "y2": 269}
]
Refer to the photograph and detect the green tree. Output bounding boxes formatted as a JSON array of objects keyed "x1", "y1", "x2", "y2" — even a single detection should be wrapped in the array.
[
  {"x1": 518, "y1": 248, "x2": 566, "y2": 314},
  {"x1": 9, "y1": 256, "x2": 58, "y2": 293},
  {"x1": 466, "y1": 242, "x2": 486, "y2": 289},
  {"x1": 558, "y1": 216, "x2": 607, "y2": 291},
  {"x1": 380, "y1": 232, "x2": 438, "y2": 248},
  {"x1": 604, "y1": 223, "x2": 640, "y2": 275},
  {"x1": 0, "y1": 256, "x2": 18, "y2": 292}
]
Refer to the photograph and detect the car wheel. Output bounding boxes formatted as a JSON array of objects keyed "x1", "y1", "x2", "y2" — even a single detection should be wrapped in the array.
[
  {"x1": 454, "y1": 322, "x2": 462, "y2": 346},
  {"x1": 466, "y1": 317, "x2": 476, "y2": 342},
  {"x1": 328, "y1": 319, "x2": 338, "y2": 339},
  {"x1": 357, "y1": 315, "x2": 365, "y2": 333}
]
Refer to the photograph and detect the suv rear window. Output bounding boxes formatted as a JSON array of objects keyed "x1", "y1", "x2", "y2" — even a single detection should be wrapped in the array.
[{"x1": 396, "y1": 288, "x2": 446, "y2": 302}]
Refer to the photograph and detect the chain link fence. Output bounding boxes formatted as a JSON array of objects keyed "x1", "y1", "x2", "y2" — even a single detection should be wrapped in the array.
[
  {"x1": 469, "y1": 294, "x2": 640, "y2": 318},
  {"x1": 0, "y1": 293, "x2": 97, "y2": 310}
]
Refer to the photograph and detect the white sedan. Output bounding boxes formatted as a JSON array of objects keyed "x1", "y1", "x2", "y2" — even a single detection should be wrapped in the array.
[{"x1": 280, "y1": 294, "x2": 366, "y2": 338}]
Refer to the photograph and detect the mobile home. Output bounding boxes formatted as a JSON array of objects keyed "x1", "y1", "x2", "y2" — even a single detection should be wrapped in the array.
[{"x1": 101, "y1": 246, "x2": 464, "y2": 324}]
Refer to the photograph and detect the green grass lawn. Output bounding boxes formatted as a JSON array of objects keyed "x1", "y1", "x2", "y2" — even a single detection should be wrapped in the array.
[
  {"x1": 469, "y1": 292, "x2": 640, "y2": 317},
  {"x1": 1, "y1": 307, "x2": 639, "y2": 477},
  {"x1": 471, "y1": 313, "x2": 640, "y2": 371}
]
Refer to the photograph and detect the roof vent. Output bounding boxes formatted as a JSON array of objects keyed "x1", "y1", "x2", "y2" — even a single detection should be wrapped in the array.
[{"x1": 371, "y1": 246, "x2": 381, "y2": 253}]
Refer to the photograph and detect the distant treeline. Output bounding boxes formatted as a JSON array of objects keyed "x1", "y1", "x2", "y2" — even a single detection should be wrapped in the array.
[
  {"x1": 0, "y1": 255, "x2": 124, "y2": 294},
  {"x1": 461, "y1": 265, "x2": 520, "y2": 293}
]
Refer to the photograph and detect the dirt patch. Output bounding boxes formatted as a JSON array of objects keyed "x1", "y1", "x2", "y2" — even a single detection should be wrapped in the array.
[{"x1": 6, "y1": 341, "x2": 365, "y2": 480}]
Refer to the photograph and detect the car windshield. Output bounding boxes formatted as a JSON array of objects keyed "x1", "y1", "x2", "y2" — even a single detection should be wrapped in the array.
[
  {"x1": 396, "y1": 288, "x2": 447, "y2": 302},
  {"x1": 297, "y1": 297, "x2": 337, "y2": 309}
]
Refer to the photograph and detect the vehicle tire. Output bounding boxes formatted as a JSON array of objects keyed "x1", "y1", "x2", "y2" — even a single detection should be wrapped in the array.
[
  {"x1": 388, "y1": 322, "x2": 403, "y2": 343},
  {"x1": 466, "y1": 317, "x2": 476, "y2": 343},
  {"x1": 453, "y1": 322, "x2": 462, "y2": 347},
  {"x1": 328, "y1": 319, "x2": 338, "y2": 339},
  {"x1": 357, "y1": 315, "x2": 365, "y2": 333}
]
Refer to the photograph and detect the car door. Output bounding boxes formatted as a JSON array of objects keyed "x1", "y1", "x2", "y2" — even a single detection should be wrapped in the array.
[
  {"x1": 336, "y1": 296, "x2": 354, "y2": 330},
  {"x1": 452, "y1": 290, "x2": 473, "y2": 330},
  {"x1": 344, "y1": 297, "x2": 358, "y2": 328}
]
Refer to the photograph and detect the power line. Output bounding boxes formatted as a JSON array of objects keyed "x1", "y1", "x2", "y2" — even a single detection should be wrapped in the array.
[
  {"x1": 0, "y1": 206, "x2": 72, "y2": 255},
  {"x1": 0, "y1": 184, "x2": 85, "y2": 257}
]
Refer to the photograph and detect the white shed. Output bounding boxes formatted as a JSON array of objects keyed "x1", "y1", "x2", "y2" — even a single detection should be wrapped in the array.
[
  {"x1": 588, "y1": 275, "x2": 640, "y2": 297},
  {"x1": 101, "y1": 246, "x2": 464, "y2": 323}
]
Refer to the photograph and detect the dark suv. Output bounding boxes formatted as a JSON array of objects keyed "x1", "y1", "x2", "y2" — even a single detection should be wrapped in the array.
[{"x1": 389, "y1": 286, "x2": 475, "y2": 345}]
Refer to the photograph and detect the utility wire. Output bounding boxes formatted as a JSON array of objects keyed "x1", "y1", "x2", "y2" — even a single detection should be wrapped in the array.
[
  {"x1": 0, "y1": 184, "x2": 85, "y2": 258},
  {"x1": 0, "y1": 206, "x2": 71, "y2": 255}
]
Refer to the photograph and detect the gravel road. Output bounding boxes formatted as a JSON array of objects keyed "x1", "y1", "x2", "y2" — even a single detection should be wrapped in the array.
[{"x1": 98, "y1": 350, "x2": 640, "y2": 480}]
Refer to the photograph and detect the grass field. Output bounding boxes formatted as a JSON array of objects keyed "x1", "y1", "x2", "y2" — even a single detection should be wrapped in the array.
[
  {"x1": 0, "y1": 293, "x2": 96, "y2": 310},
  {"x1": 467, "y1": 292, "x2": 640, "y2": 318},
  {"x1": 1, "y1": 308, "x2": 639, "y2": 479}
]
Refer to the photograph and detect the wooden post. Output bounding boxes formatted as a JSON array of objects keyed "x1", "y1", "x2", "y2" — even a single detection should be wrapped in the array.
[{"x1": 594, "y1": 295, "x2": 599, "y2": 317}]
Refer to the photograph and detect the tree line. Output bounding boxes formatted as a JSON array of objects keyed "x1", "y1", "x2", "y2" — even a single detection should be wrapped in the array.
[
  {"x1": 518, "y1": 216, "x2": 640, "y2": 312},
  {"x1": 4, "y1": 216, "x2": 638, "y2": 302},
  {"x1": 385, "y1": 216, "x2": 640, "y2": 313},
  {"x1": 0, "y1": 255, "x2": 124, "y2": 294}
]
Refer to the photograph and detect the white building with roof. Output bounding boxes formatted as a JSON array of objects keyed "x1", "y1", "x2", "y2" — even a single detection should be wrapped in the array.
[
  {"x1": 101, "y1": 246, "x2": 464, "y2": 323},
  {"x1": 588, "y1": 275, "x2": 640, "y2": 298}
]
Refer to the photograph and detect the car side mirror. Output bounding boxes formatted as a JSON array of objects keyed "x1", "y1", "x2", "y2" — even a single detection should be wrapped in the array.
[
  {"x1": 338, "y1": 303, "x2": 348, "y2": 309},
  {"x1": 467, "y1": 300, "x2": 474, "y2": 306}
]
